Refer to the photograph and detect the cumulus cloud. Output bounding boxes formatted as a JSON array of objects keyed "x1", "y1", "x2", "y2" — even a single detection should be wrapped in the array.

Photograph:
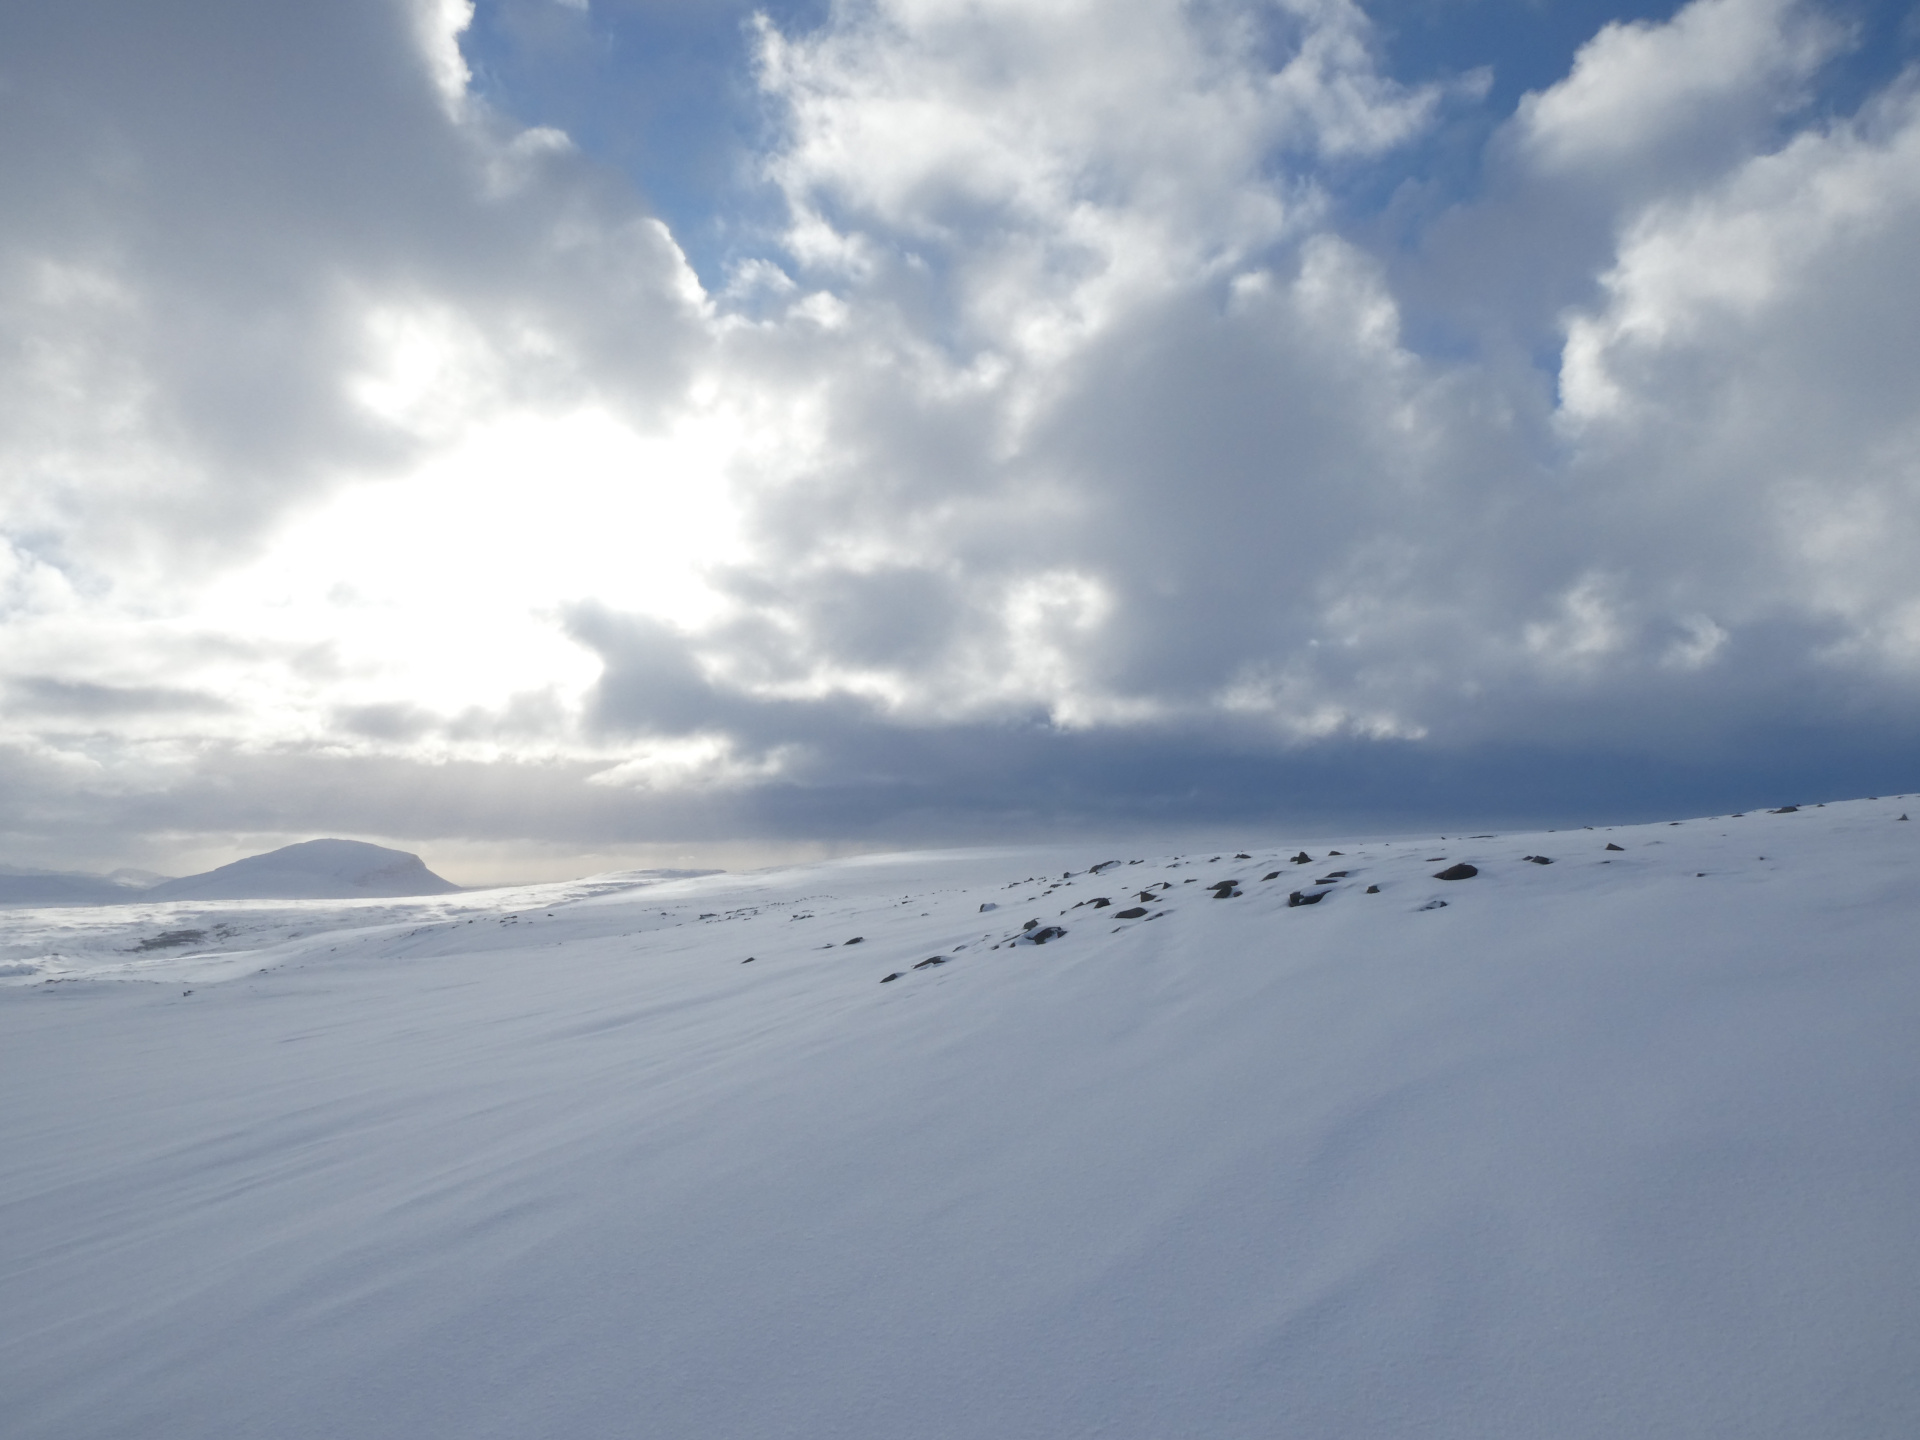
[{"x1": 3, "y1": 0, "x2": 1919, "y2": 877}]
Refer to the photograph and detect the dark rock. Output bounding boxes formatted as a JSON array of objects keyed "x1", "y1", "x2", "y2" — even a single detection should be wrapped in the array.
[
  {"x1": 741, "y1": 956, "x2": 755, "y2": 964},
  {"x1": 133, "y1": 929, "x2": 207, "y2": 953},
  {"x1": 1316, "y1": 870, "x2": 1349, "y2": 880},
  {"x1": 1287, "y1": 890, "x2": 1325, "y2": 907},
  {"x1": 1522, "y1": 855, "x2": 1553, "y2": 865},
  {"x1": 1115, "y1": 907, "x2": 1149, "y2": 919},
  {"x1": 1291, "y1": 852, "x2": 1312, "y2": 864},
  {"x1": 1418, "y1": 899, "x2": 1448, "y2": 910},
  {"x1": 1137, "y1": 891, "x2": 1158, "y2": 903},
  {"x1": 1234, "y1": 853, "x2": 1251, "y2": 859},
  {"x1": 1771, "y1": 805, "x2": 1799, "y2": 813},
  {"x1": 1089, "y1": 897, "x2": 1111, "y2": 908},
  {"x1": 1365, "y1": 885, "x2": 1380, "y2": 894},
  {"x1": 1023, "y1": 919, "x2": 1038, "y2": 930},
  {"x1": 1433, "y1": 863, "x2": 1479, "y2": 881},
  {"x1": 914, "y1": 956, "x2": 946, "y2": 969},
  {"x1": 1028, "y1": 925, "x2": 1065, "y2": 944},
  {"x1": 1327, "y1": 850, "x2": 1344, "y2": 857},
  {"x1": 1605, "y1": 843, "x2": 1625, "y2": 851},
  {"x1": 879, "y1": 972, "x2": 901, "y2": 983},
  {"x1": 1900, "y1": 814, "x2": 1910, "y2": 821},
  {"x1": 844, "y1": 936, "x2": 865, "y2": 945},
  {"x1": 1261, "y1": 871, "x2": 1281, "y2": 881},
  {"x1": 1090, "y1": 860, "x2": 1121, "y2": 873}
]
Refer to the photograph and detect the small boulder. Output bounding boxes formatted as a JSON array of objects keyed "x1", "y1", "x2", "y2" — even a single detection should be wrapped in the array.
[
  {"x1": 880, "y1": 973, "x2": 901, "y2": 983},
  {"x1": 1365, "y1": 884, "x2": 1380, "y2": 894},
  {"x1": 1115, "y1": 906, "x2": 1149, "y2": 919},
  {"x1": 1027, "y1": 925, "x2": 1065, "y2": 944},
  {"x1": 1418, "y1": 899, "x2": 1448, "y2": 911},
  {"x1": 913, "y1": 956, "x2": 946, "y2": 969},
  {"x1": 844, "y1": 936, "x2": 865, "y2": 945},
  {"x1": 1287, "y1": 890, "x2": 1325, "y2": 907},
  {"x1": 1522, "y1": 855, "x2": 1553, "y2": 865},
  {"x1": 1433, "y1": 863, "x2": 1478, "y2": 881},
  {"x1": 1291, "y1": 851, "x2": 1312, "y2": 864},
  {"x1": 1605, "y1": 842, "x2": 1624, "y2": 851},
  {"x1": 1771, "y1": 805, "x2": 1799, "y2": 813}
]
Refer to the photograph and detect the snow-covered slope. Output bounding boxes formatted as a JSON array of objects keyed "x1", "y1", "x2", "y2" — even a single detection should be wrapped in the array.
[
  {"x1": 142, "y1": 837, "x2": 461, "y2": 901},
  {"x1": 3, "y1": 799, "x2": 1917, "y2": 1438}
]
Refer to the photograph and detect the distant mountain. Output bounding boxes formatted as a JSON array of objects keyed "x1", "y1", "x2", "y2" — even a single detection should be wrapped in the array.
[
  {"x1": 0, "y1": 865, "x2": 141, "y2": 907},
  {"x1": 143, "y1": 840, "x2": 461, "y2": 901}
]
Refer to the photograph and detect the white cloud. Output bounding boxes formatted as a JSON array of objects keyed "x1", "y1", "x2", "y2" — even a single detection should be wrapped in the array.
[{"x1": 5, "y1": 0, "x2": 1920, "y2": 868}]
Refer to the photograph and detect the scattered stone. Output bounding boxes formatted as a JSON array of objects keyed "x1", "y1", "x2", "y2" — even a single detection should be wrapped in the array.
[
  {"x1": 913, "y1": 956, "x2": 947, "y2": 969},
  {"x1": 1234, "y1": 852, "x2": 1251, "y2": 859},
  {"x1": 1262, "y1": 871, "x2": 1282, "y2": 881},
  {"x1": 1605, "y1": 843, "x2": 1625, "y2": 851},
  {"x1": 1315, "y1": 871, "x2": 1349, "y2": 881},
  {"x1": 1418, "y1": 899, "x2": 1448, "y2": 911},
  {"x1": 1089, "y1": 897, "x2": 1111, "y2": 908},
  {"x1": 1433, "y1": 863, "x2": 1478, "y2": 881},
  {"x1": 1291, "y1": 852, "x2": 1312, "y2": 864},
  {"x1": 1027, "y1": 925, "x2": 1066, "y2": 944},
  {"x1": 1771, "y1": 805, "x2": 1800, "y2": 814},
  {"x1": 1090, "y1": 860, "x2": 1121, "y2": 873},
  {"x1": 1365, "y1": 885, "x2": 1380, "y2": 894},
  {"x1": 1522, "y1": 855, "x2": 1553, "y2": 865},
  {"x1": 1137, "y1": 891, "x2": 1158, "y2": 903},
  {"x1": 979, "y1": 902, "x2": 997, "y2": 912},
  {"x1": 133, "y1": 929, "x2": 207, "y2": 953},
  {"x1": 1115, "y1": 907, "x2": 1149, "y2": 919},
  {"x1": 845, "y1": 937, "x2": 865, "y2": 945},
  {"x1": 880, "y1": 973, "x2": 901, "y2": 983},
  {"x1": 741, "y1": 957, "x2": 755, "y2": 964},
  {"x1": 1327, "y1": 850, "x2": 1344, "y2": 857},
  {"x1": 1287, "y1": 890, "x2": 1325, "y2": 907}
]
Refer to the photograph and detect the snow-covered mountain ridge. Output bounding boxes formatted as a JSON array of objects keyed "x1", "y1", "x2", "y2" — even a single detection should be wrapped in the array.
[{"x1": 3, "y1": 798, "x2": 1917, "y2": 1438}]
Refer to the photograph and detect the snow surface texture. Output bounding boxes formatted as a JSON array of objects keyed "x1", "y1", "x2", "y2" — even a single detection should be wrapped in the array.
[{"x1": 3, "y1": 799, "x2": 1917, "y2": 1438}]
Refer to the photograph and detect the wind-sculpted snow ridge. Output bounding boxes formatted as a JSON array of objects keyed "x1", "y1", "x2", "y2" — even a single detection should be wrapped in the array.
[{"x1": 3, "y1": 800, "x2": 1919, "y2": 1438}]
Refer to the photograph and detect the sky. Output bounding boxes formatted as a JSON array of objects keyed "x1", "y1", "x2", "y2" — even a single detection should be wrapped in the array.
[{"x1": 3, "y1": 0, "x2": 1919, "y2": 883}]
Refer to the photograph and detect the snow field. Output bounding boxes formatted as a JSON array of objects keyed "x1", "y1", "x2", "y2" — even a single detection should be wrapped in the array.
[{"x1": 3, "y1": 800, "x2": 1918, "y2": 1438}]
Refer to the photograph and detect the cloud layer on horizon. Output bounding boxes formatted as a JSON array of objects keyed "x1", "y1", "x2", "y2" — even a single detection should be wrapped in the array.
[{"x1": 3, "y1": 0, "x2": 1919, "y2": 878}]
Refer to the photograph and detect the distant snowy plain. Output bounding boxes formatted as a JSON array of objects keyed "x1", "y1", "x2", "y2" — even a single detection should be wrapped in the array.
[{"x1": 4, "y1": 799, "x2": 1918, "y2": 1438}]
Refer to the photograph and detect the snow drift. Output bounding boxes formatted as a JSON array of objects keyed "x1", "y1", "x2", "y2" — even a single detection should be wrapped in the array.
[{"x1": 2, "y1": 799, "x2": 1917, "y2": 1438}]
